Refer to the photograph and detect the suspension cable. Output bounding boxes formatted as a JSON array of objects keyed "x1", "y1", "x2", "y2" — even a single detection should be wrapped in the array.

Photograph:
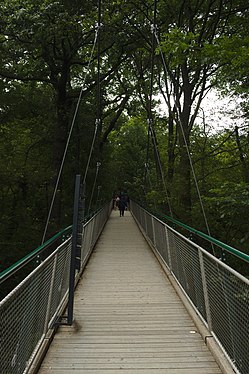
[
  {"x1": 148, "y1": 0, "x2": 157, "y2": 116},
  {"x1": 143, "y1": 132, "x2": 151, "y2": 191},
  {"x1": 83, "y1": 119, "x2": 100, "y2": 184},
  {"x1": 97, "y1": 0, "x2": 102, "y2": 122},
  {"x1": 83, "y1": 0, "x2": 102, "y2": 186},
  {"x1": 144, "y1": 0, "x2": 157, "y2": 178},
  {"x1": 153, "y1": 26, "x2": 213, "y2": 240},
  {"x1": 87, "y1": 161, "x2": 101, "y2": 214},
  {"x1": 143, "y1": 0, "x2": 156, "y2": 193},
  {"x1": 146, "y1": 0, "x2": 173, "y2": 218},
  {"x1": 41, "y1": 25, "x2": 100, "y2": 245}
]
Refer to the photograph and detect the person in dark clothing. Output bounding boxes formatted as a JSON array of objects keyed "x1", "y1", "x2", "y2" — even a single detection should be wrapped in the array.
[{"x1": 119, "y1": 195, "x2": 127, "y2": 217}]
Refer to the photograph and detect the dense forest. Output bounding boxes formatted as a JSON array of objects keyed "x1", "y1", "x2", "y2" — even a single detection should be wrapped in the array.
[{"x1": 0, "y1": 0, "x2": 249, "y2": 273}]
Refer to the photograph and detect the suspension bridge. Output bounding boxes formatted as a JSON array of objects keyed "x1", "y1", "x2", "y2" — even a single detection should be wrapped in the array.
[
  {"x1": 1, "y1": 198, "x2": 248, "y2": 374},
  {"x1": 1, "y1": 1, "x2": 249, "y2": 373}
]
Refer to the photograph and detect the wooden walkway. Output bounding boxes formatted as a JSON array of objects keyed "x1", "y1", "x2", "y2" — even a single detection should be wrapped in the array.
[{"x1": 38, "y1": 211, "x2": 222, "y2": 374}]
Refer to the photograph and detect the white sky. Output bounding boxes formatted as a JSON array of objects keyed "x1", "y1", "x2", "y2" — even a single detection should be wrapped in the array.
[
  {"x1": 199, "y1": 90, "x2": 246, "y2": 132},
  {"x1": 157, "y1": 89, "x2": 248, "y2": 133}
]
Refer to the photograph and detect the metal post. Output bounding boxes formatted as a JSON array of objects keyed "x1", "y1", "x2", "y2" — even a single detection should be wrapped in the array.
[
  {"x1": 96, "y1": 185, "x2": 102, "y2": 208},
  {"x1": 165, "y1": 226, "x2": 172, "y2": 270},
  {"x1": 198, "y1": 249, "x2": 212, "y2": 330},
  {"x1": 67, "y1": 175, "x2": 81, "y2": 325},
  {"x1": 88, "y1": 161, "x2": 101, "y2": 214},
  {"x1": 81, "y1": 182, "x2": 86, "y2": 222},
  {"x1": 44, "y1": 254, "x2": 58, "y2": 332},
  {"x1": 77, "y1": 181, "x2": 85, "y2": 272},
  {"x1": 152, "y1": 216, "x2": 156, "y2": 247}
]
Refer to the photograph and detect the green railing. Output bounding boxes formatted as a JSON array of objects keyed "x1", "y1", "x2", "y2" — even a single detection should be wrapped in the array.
[
  {"x1": 136, "y1": 202, "x2": 249, "y2": 275},
  {"x1": 158, "y1": 211, "x2": 249, "y2": 263},
  {"x1": 130, "y1": 201, "x2": 249, "y2": 374},
  {"x1": 0, "y1": 201, "x2": 112, "y2": 374},
  {"x1": 0, "y1": 226, "x2": 72, "y2": 283},
  {"x1": 0, "y1": 226, "x2": 72, "y2": 301}
]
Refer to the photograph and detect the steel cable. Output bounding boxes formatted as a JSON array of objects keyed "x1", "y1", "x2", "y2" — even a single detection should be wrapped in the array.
[
  {"x1": 41, "y1": 25, "x2": 100, "y2": 244},
  {"x1": 152, "y1": 25, "x2": 214, "y2": 250},
  {"x1": 146, "y1": 0, "x2": 173, "y2": 218}
]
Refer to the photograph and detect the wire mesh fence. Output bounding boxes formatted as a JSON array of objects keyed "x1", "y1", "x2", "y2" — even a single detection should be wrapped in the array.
[
  {"x1": 0, "y1": 201, "x2": 112, "y2": 374},
  {"x1": 130, "y1": 201, "x2": 249, "y2": 374}
]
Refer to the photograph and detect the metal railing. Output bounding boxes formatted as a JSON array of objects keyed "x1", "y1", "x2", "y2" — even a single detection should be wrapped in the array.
[
  {"x1": 0, "y1": 226, "x2": 72, "y2": 301},
  {"x1": 0, "y1": 201, "x2": 112, "y2": 374},
  {"x1": 130, "y1": 201, "x2": 249, "y2": 374}
]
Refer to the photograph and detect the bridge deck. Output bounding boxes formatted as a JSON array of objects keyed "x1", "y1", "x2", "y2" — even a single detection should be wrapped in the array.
[{"x1": 38, "y1": 211, "x2": 222, "y2": 374}]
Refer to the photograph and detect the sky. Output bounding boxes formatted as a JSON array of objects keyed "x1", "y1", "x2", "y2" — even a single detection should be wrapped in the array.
[
  {"x1": 157, "y1": 89, "x2": 248, "y2": 133},
  {"x1": 199, "y1": 90, "x2": 246, "y2": 132}
]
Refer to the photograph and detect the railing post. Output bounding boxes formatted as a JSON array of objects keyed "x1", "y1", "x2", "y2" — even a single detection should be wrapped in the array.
[
  {"x1": 78, "y1": 180, "x2": 85, "y2": 269},
  {"x1": 164, "y1": 226, "x2": 172, "y2": 270},
  {"x1": 198, "y1": 249, "x2": 212, "y2": 330},
  {"x1": 44, "y1": 254, "x2": 58, "y2": 332},
  {"x1": 152, "y1": 216, "x2": 156, "y2": 247},
  {"x1": 67, "y1": 174, "x2": 82, "y2": 325}
]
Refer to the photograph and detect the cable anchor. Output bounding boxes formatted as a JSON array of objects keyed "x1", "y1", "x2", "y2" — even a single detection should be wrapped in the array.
[
  {"x1": 95, "y1": 22, "x2": 103, "y2": 30},
  {"x1": 150, "y1": 23, "x2": 158, "y2": 35}
]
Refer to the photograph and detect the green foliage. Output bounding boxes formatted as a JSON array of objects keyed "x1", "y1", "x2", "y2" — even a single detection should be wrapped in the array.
[
  {"x1": 159, "y1": 27, "x2": 202, "y2": 67},
  {"x1": 0, "y1": 0, "x2": 249, "y2": 273},
  {"x1": 107, "y1": 116, "x2": 148, "y2": 197},
  {"x1": 189, "y1": 125, "x2": 249, "y2": 255},
  {"x1": 203, "y1": 182, "x2": 249, "y2": 253},
  {"x1": 216, "y1": 37, "x2": 249, "y2": 94},
  {"x1": 0, "y1": 82, "x2": 55, "y2": 270}
]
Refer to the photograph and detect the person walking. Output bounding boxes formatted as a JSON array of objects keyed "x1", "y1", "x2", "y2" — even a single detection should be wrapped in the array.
[
  {"x1": 115, "y1": 196, "x2": 120, "y2": 210},
  {"x1": 119, "y1": 195, "x2": 127, "y2": 217}
]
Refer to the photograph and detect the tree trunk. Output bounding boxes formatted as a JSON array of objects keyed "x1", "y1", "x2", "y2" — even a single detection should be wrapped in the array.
[
  {"x1": 167, "y1": 112, "x2": 176, "y2": 184},
  {"x1": 177, "y1": 68, "x2": 192, "y2": 223},
  {"x1": 178, "y1": 124, "x2": 192, "y2": 223},
  {"x1": 50, "y1": 68, "x2": 72, "y2": 229},
  {"x1": 235, "y1": 126, "x2": 249, "y2": 183}
]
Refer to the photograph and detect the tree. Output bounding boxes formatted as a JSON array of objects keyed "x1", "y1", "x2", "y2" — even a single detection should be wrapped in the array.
[
  {"x1": 0, "y1": 0, "x2": 136, "y2": 226},
  {"x1": 0, "y1": 81, "x2": 55, "y2": 268},
  {"x1": 108, "y1": 116, "x2": 148, "y2": 198},
  {"x1": 155, "y1": 0, "x2": 248, "y2": 221},
  {"x1": 1, "y1": 0, "x2": 249, "y2": 269}
]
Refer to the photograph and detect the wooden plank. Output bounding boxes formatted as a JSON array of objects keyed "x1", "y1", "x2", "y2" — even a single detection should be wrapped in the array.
[
  {"x1": 38, "y1": 211, "x2": 222, "y2": 374},
  {"x1": 39, "y1": 369, "x2": 222, "y2": 374}
]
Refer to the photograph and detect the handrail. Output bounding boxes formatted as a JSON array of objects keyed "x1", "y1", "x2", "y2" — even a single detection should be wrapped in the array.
[
  {"x1": 0, "y1": 202, "x2": 107, "y2": 285},
  {"x1": 139, "y1": 203, "x2": 249, "y2": 263},
  {"x1": 130, "y1": 201, "x2": 249, "y2": 374},
  {"x1": 0, "y1": 225, "x2": 72, "y2": 283},
  {"x1": 1, "y1": 200, "x2": 112, "y2": 374},
  {"x1": 161, "y1": 212, "x2": 249, "y2": 263}
]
